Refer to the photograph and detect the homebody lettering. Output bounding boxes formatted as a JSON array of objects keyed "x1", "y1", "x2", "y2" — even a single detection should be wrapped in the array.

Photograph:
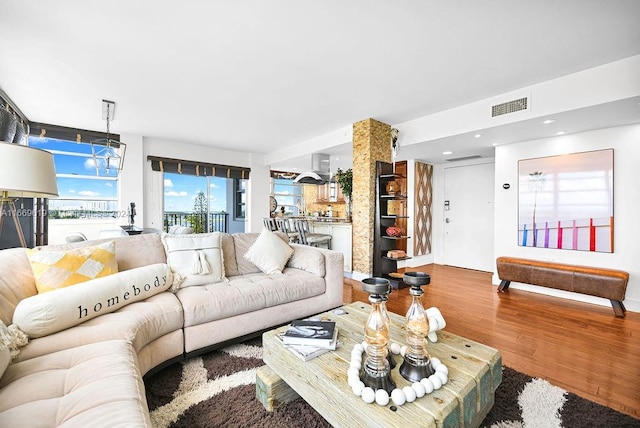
[{"x1": 77, "y1": 275, "x2": 167, "y2": 319}]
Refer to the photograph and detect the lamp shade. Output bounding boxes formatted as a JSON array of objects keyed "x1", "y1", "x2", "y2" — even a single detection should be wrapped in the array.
[{"x1": 0, "y1": 141, "x2": 58, "y2": 198}]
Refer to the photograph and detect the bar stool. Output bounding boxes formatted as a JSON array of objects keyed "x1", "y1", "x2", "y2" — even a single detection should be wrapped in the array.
[
  {"x1": 263, "y1": 217, "x2": 277, "y2": 231},
  {"x1": 293, "y1": 219, "x2": 332, "y2": 249},
  {"x1": 275, "y1": 217, "x2": 299, "y2": 243}
]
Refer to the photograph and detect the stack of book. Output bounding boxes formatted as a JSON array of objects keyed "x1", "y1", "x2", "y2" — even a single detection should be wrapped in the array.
[{"x1": 279, "y1": 320, "x2": 339, "y2": 361}]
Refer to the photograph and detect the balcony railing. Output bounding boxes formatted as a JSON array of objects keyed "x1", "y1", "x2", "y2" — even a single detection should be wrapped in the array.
[{"x1": 163, "y1": 211, "x2": 228, "y2": 233}]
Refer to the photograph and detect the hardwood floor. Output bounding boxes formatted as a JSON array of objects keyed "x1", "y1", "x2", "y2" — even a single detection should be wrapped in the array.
[{"x1": 343, "y1": 264, "x2": 640, "y2": 419}]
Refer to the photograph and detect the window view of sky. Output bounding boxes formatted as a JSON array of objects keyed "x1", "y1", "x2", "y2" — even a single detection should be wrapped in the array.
[
  {"x1": 29, "y1": 136, "x2": 229, "y2": 214},
  {"x1": 29, "y1": 136, "x2": 118, "y2": 211},
  {"x1": 164, "y1": 173, "x2": 227, "y2": 213}
]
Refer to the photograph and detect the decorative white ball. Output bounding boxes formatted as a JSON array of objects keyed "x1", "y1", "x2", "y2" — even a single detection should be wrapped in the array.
[
  {"x1": 351, "y1": 355, "x2": 362, "y2": 366},
  {"x1": 352, "y1": 381, "x2": 365, "y2": 396},
  {"x1": 361, "y1": 387, "x2": 375, "y2": 404},
  {"x1": 430, "y1": 357, "x2": 441, "y2": 369},
  {"x1": 390, "y1": 342, "x2": 402, "y2": 355},
  {"x1": 402, "y1": 386, "x2": 417, "y2": 402},
  {"x1": 347, "y1": 367, "x2": 360, "y2": 378},
  {"x1": 435, "y1": 371, "x2": 448, "y2": 385},
  {"x1": 353, "y1": 344, "x2": 364, "y2": 354},
  {"x1": 436, "y1": 364, "x2": 449, "y2": 375},
  {"x1": 429, "y1": 374, "x2": 442, "y2": 390},
  {"x1": 420, "y1": 377, "x2": 434, "y2": 394},
  {"x1": 349, "y1": 360, "x2": 361, "y2": 370},
  {"x1": 348, "y1": 374, "x2": 360, "y2": 387},
  {"x1": 412, "y1": 382, "x2": 426, "y2": 398},
  {"x1": 400, "y1": 345, "x2": 408, "y2": 357},
  {"x1": 391, "y1": 388, "x2": 406, "y2": 406},
  {"x1": 361, "y1": 341, "x2": 368, "y2": 351},
  {"x1": 375, "y1": 389, "x2": 390, "y2": 406}
]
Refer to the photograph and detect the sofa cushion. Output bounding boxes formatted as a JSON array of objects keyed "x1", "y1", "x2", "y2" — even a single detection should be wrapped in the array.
[
  {"x1": 177, "y1": 269, "x2": 326, "y2": 327},
  {"x1": 162, "y1": 232, "x2": 226, "y2": 288},
  {"x1": 13, "y1": 263, "x2": 173, "y2": 338},
  {"x1": 0, "y1": 248, "x2": 36, "y2": 327},
  {"x1": 26, "y1": 241, "x2": 118, "y2": 293},
  {"x1": 244, "y1": 230, "x2": 294, "y2": 274},
  {"x1": 42, "y1": 233, "x2": 168, "y2": 272},
  {"x1": 0, "y1": 347, "x2": 8, "y2": 380},
  {"x1": 221, "y1": 233, "x2": 238, "y2": 277},
  {"x1": 0, "y1": 340, "x2": 152, "y2": 427},
  {"x1": 14, "y1": 291, "x2": 184, "y2": 363},
  {"x1": 287, "y1": 244, "x2": 326, "y2": 277}
]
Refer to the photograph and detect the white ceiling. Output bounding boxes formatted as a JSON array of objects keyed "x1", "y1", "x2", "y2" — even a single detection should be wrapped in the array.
[{"x1": 1, "y1": 1, "x2": 639, "y2": 172}]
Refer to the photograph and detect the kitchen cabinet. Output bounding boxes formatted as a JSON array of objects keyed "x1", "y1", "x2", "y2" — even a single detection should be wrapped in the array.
[
  {"x1": 316, "y1": 182, "x2": 344, "y2": 202},
  {"x1": 311, "y1": 222, "x2": 352, "y2": 272}
]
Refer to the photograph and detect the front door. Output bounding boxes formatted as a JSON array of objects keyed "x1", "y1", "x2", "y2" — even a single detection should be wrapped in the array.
[{"x1": 443, "y1": 162, "x2": 495, "y2": 272}]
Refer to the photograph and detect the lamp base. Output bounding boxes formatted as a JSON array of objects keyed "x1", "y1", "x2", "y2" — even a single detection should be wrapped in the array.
[{"x1": 0, "y1": 197, "x2": 27, "y2": 247}]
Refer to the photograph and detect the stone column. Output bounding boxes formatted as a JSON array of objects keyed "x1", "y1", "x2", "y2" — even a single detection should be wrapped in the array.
[{"x1": 352, "y1": 118, "x2": 391, "y2": 276}]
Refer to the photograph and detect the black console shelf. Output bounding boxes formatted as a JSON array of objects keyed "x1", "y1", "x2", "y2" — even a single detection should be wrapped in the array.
[{"x1": 373, "y1": 161, "x2": 411, "y2": 289}]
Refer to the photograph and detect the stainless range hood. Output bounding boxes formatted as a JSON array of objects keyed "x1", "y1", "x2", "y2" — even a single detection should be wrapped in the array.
[{"x1": 294, "y1": 153, "x2": 331, "y2": 185}]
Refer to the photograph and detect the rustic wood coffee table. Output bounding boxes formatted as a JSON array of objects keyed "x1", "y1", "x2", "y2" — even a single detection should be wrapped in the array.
[{"x1": 258, "y1": 302, "x2": 502, "y2": 427}]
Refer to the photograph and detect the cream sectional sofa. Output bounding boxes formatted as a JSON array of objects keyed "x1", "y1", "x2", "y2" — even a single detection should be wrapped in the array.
[{"x1": 0, "y1": 231, "x2": 343, "y2": 427}]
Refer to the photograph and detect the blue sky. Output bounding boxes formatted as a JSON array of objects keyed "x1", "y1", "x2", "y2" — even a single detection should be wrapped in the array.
[
  {"x1": 163, "y1": 173, "x2": 227, "y2": 212},
  {"x1": 29, "y1": 136, "x2": 228, "y2": 212}
]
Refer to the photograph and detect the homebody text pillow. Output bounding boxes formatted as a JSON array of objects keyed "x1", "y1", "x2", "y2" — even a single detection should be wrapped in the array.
[{"x1": 13, "y1": 263, "x2": 173, "y2": 338}]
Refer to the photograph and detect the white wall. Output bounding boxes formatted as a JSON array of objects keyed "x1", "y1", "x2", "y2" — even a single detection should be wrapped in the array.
[
  {"x1": 493, "y1": 123, "x2": 640, "y2": 312},
  {"x1": 121, "y1": 133, "x2": 264, "y2": 233},
  {"x1": 119, "y1": 134, "x2": 144, "y2": 227}
]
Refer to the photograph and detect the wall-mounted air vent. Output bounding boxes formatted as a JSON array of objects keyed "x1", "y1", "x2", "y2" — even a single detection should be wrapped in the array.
[
  {"x1": 491, "y1": 97, "x2": 529, "y2": 117},
  {"x1": 445, "y1": 155, "x2": 483, "y2": 162}
]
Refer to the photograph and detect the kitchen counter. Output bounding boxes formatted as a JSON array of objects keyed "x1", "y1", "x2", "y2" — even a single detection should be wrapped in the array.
[
  {"x1": 310, "y1": 221, "x2": 352, "y2": 272},
  {"x1": 310, "y1": 217, "x2": 350, "y2": 223}
]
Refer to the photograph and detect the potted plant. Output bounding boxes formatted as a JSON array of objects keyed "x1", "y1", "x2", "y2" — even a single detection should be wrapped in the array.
[{"x1": 335, "y1": 168, "x2": 353, "y2": 221}]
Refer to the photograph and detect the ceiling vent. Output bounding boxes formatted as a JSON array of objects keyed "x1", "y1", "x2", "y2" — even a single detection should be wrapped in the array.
[
  {"x1": 491, "y1": 97, "x2": 529, "y2": 117},
  {"x1": 445, "y1": 155, "x2": 484, "y2": 162},
  {"x1": 294, "y1": 153, "x2": 331, "y2": 185}
]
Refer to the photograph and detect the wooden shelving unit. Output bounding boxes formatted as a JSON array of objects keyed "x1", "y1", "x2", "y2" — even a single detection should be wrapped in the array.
[{"x1": 373, "y1": 161, "x2": 411, "y2": 289}]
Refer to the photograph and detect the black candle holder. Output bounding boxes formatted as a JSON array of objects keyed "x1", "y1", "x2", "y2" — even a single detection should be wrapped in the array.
[
  {"x1": 360, "y1": 277, "x2": 396, "y2": 394},
  {"x1": 399, "y1": 272, "x2": 435, "y2": 383}
]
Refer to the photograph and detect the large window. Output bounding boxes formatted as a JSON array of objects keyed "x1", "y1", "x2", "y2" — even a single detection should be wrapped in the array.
[
  {"x1": 163, "y1": 172, "x2": 229, "y2": 233},
  {"x1": 272, "y1": 177, "x2": 303, "y2": 216},
  {"x1": 28, "y1": 136, "x2": 119, "y2": 218}
]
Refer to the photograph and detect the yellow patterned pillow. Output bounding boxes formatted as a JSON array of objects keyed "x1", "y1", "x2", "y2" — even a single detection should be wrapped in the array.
[{"x1": 26, "y1": 241, "x2": 118, "y2": 293}]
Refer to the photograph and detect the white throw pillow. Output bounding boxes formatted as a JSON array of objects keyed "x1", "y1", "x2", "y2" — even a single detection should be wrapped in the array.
[
  {"x1": 13, "y1": 263, "x2": 173, "y2": 338},
  {"x1": 162, "y1": 232, "x2": 226, "y2": 288},
  {"x1": 244, "y1": 230, "x2": 294, "y2": 274}
]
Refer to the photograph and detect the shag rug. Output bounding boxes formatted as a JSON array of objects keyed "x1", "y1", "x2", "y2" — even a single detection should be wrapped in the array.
[{"x1": 144, "y1": 337, "x2": 640, "y2": 428}]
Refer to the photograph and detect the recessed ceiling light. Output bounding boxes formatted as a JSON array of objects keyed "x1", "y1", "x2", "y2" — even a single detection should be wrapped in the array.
[
  {"x1": 442, "y1": 151, "x2": 453, "y2": 155},
  {"x1": 474, "y1": 134, "x2": 482, "y2": 138},
  {"x1": 542, "y1": 119, "x2": 556, "y2": 124},
  {"x1": 556, "y1": 131, "x2": 566, "y2": 135}
]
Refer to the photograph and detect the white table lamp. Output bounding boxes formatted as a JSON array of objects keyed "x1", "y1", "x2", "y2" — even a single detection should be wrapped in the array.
[{"x1": 0, "y1": 141, "x2": 58, "y2": 247}]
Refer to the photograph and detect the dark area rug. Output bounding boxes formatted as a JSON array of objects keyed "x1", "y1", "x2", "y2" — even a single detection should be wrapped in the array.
[{"x1": 144, "y1": 338, "x2": 640, "y2": 428}]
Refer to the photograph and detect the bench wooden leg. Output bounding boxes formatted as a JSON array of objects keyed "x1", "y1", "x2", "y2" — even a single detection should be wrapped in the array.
[
  {"x1": 497, "y1": 280, "x2": 510, "y2": 292},
  {"x1": 256, "y1": 365, "x2": 299, "y2": 411},
  {"x1": 611, "y1": 300, "x2": 626, "y2": 318}
]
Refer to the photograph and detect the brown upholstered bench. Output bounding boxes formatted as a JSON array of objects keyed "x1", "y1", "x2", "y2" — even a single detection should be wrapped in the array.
[{"x1": 496, "y1": 256, "x2": 629, "y2": 318}]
